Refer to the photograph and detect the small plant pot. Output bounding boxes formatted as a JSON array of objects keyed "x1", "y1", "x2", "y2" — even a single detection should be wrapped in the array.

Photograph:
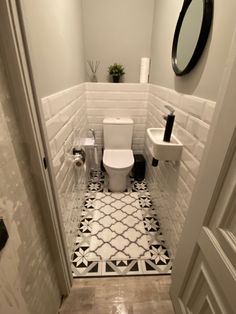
[{"x1": 112, "y1": 76, "x2": 120, "y2": 83}]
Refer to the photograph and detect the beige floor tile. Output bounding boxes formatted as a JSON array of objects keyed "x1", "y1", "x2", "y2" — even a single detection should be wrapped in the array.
[
  {"x1": 133, "y1": 300, "x2": 174, "y2": 314},
  {"x1": 60, "y1": 287, "x2": 95, "y2": 311},
  {"x1": 94, "y1": 302, "x2": 133, "y2": 314},
  {"x1": 59, "y1": 276, "x2": 175, "y2": 314},
  {"x1": 59, "y1": 304, "x2": 94, "y2": 314}
]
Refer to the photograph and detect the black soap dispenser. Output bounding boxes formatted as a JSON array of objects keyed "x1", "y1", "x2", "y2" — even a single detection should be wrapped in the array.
[
  {"x1": 163, "y1": 114, "x2": 175, "y2": 142},
  {"x1": 163, "y1": 105, "x2": 175, "y2": 142}
]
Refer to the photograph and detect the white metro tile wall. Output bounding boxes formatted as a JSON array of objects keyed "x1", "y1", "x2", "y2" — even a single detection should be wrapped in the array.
[
  {"x1": 41, "y1": 83, "x2": 88, "y2": 256},
  {"x1": 145, "y1": 84, "x2": 216, "y2": 257},
  {"x1": 41, "y1": 82, "x2": 216, "y2": 260},
  {"x1": 85, "y1": 83, "x2": 149, "y2": 156}
]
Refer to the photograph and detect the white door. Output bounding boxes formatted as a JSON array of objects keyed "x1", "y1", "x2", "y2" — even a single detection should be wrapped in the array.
[{"x1": 170, "y1": 30, "x2": 236, "y2": 313}]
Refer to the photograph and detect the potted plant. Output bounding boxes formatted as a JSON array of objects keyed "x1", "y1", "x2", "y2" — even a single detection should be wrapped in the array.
[{"x1": 108, "y1": 63, "x2": 125, "y2": 83}]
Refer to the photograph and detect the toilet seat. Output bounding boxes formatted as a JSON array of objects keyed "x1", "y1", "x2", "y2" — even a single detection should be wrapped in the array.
[{"x1": 103, "y1": 149, "x2": 134, "y2": 169}]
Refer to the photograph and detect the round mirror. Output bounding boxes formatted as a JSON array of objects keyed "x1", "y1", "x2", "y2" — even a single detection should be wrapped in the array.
[{"x1": 172, "y1": 0, "x2": 213, "y2": 76}]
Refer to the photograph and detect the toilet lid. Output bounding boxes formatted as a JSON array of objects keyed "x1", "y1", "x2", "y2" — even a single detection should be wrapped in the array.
[{"x1": 103, "y1": 149, "x2": 134, "y2": 169}]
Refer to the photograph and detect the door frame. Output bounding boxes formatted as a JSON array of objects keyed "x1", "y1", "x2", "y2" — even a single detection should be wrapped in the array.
[
  {"x1": 0, "y1": 0, "x2": 72, "y2": 295},
  {"x1": 170, "y1": 27, "x2": 236, "y2": 312}
]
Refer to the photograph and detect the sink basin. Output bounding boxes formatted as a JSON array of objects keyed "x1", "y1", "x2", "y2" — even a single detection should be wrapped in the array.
[{"x1": 146, "y1": 128, "x2": 183, "y2": 161}]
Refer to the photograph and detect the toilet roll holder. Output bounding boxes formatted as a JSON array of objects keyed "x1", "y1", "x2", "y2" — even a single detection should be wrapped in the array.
[{"x1": 72, "y1": 147, "x2": 86, "y2": 167}]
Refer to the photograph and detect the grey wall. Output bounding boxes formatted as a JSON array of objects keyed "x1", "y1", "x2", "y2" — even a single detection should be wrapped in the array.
[
  {"x1": 21, "y1": 0, "x2": 86, "y2": 97},
  {"x1": 150, "y1": 0, "x2": 236, "y2": 101},
  {"x1": 0, "y1": 54, "x2": 60, "y2": 314},
  {"x1": 82, "y1": 0, "x2": 155, "y2": 83}
]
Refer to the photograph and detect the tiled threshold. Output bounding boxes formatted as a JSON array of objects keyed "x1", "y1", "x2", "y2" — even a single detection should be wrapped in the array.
[{"x1": 71, "y1": 172, "x2": 172, "y2": 277}]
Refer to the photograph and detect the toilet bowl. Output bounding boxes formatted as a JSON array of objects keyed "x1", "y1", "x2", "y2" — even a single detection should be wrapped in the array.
[
  {"x1": 103, "y1": 149, "x2": 134, "y2": 192},
  {"x1": 102, "y1": 117, "x2": 134, "y2": 192}
]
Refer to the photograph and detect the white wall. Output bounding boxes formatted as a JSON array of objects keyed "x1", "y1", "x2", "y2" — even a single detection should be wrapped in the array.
[
  {"x1": 42, "y1": 84, "x2": 88, "y2": 255},
  {"x1": 21, "y1": 0, "x2": 86, "y2": 97},
  {"x1": 86, "y1": 83, "x2": 149, "y2": 155},
  {"x1": 145, "y1": 85, "x2": 215, "y2": 257},
  {"x1": 147, "y1": 0, "x2": 236, "y2": 256},
  {"x1": 82, "y1": 0, "x2": 155, "y2": 83},
  {"x1": 150, "y1": 0, "x2": 236, "y2": 101}
]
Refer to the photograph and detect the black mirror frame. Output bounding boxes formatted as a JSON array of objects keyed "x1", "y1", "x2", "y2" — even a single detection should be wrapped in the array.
[{"x1": 172, "y1": 0, "x2": 214, "y2": 76}]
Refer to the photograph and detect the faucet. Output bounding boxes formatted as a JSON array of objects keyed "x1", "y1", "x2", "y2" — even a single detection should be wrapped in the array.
[
  {"x1": 163, "y1": 105, "x2": 175, "y2": 142},
  {"x1": 163, "y1": 105, "x2": 175, "y2": 119},
  {"x1": 89, "y1": 128, "x2": 96, "y2": 141}
]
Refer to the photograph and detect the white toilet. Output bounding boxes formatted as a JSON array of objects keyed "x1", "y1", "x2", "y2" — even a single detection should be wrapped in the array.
[{"x1": 103, "y1": 117, "x2": 134, "y2": 192}]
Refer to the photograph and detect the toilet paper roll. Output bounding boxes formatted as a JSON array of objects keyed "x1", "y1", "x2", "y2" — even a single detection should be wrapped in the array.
[
  {"x1": 74, "y1": 158, "x2": 87, "y2": 178},
  {"x1": 139, "y1": 57, "x2": 150, "y2": 83},
  {"x1": 73, "y1": 156, "x2": 84, "y2": 167}
]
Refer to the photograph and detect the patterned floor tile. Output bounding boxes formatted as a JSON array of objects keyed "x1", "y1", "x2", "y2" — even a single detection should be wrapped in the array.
[
  {"x1": 143, "y1": 217, "x2": 160, "y2": 232},
  {"x1": 139, "y1": 197, "x2": 153, "y2": 208},
  {"x1": 88, "y1": 191, "x2": 150, "y2": 261},
  {"x1": 84, "y1": 198, "x2": 95, "y2": 209},
  {"x1": 71, "y1": 173, "x2": 172, "y2": 277},
  {"x1": 101, "y1": 260, "x2": 143, "y2": 276}
]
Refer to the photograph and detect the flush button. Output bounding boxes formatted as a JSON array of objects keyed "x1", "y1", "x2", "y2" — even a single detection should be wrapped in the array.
[{"x1": 0, "y1": 218, "x2": 9, "y2": 251}]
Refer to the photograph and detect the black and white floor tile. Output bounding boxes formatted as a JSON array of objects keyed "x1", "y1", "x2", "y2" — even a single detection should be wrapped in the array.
[{"x1": 71, "y1": 172, "x2": 172, "y2": 277}]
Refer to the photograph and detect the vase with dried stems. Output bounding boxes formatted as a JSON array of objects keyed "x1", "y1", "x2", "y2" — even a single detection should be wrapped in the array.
[{"x1": 87, "y1": 60, "x2": 100, "y2": 82}]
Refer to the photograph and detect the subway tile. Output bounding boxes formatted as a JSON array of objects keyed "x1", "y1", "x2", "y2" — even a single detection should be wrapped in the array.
[
  {"x1": 64, "y1": 85, "x2": 85, "y2": 105},
  {"x1": 186, "y1": 116, "x2": 209, "y2": 143},
  {"x1": 167, "y1": 89, "x2": 182, "y2": 107},
  {"x1": 177, "y1": 177, "x2": 192, "y2": 205},
  {"x1": 148, "y1": 102, "x2": 163, "y2": 117},
  {"x1": 201, "y1": 100, "x2": 216, "y2": 124},
  {"x1": 43, "y1": 83, "x2": 87, "y2": 257},
  {"x1": 86, "y1": 123, "x2": 103, "y2": 131},
  {"x1": 133, "y1": 124, "x2": 146, "y2": 131},
  {"x1": 52, "y1": 147, "x2": 64, "y2": 175},
  {"x1": 178, "y1": 162, "x2": 189, "y2": 182},
  {"x1": 59, "y1": 165, "x2": 75, "y2": 194},
  {"x1": 87, "y1": 100, "x2": 147, "y2": 109},
  {"x1": 46, "y1": 115, "x2": 64, "y2": 140},
  {"x1": 185, "y1": 172, "x2": 196, "y2": 192},
  {"x1": 132, "y1": 138, "x2": 145, "y2": 145},
  {"x1": 149, "y1": 95, "x2": 168, "y2": 112},
  {"x1": 181, "y1": 199, "x2": 189, "y2": 218},
  {"x1": 193, "y1": 141, "x2": 205, "y2": 161},
  {"x1": 175, "y1": 125, "x2": 197, "y2": 154},
  {"x1": 181, "y1": 148, "x2": 200, "y2": 178},
  {"x1": 133, "y1": 130, "x2": 145, "y2": 137},
  {"x1": 54, "y1": 123, "x2": 73, "y2": 153},
  {"x1": 60, "y1": 101, "x2": 78, "y2": 125},
  {"x1": 47, "y1": 91, "x2": 68, "y2": 116},
  {"x1": 161, "y1": 99, "x2": 176, "y2": 115},
  {"x1": 49, "y1": 139, "x2": 58, "y2": 159},
  {"x1": 85, "y1": 82, "x2": 149, "y2": 92},
  {"x1": 149, "y1": 84, "x2": 169, "y2": 100},
  {"x1": 56, "y1": 161, "x2": 73, "y2": 188},
  {"x1": 41, "y1": 98, "x2": 51, "y2": 120},
  {"x1": 148, "y1": 93, "x2": 158, "y2": 106},
  {"x1": 174, "y1": 108, "x2": 188, "y2": 128},
  {"x1": 86, "y1": 91, "x2": 148, "y2": 101},
  {"x1": 87, "y1": 108, "x2": 147, "y2": 117},
  {"x1": 181, "y1": 95, "x2": 205, "y2": 118},
  {"x1": 43, "y1": 82, "x2": 216, "y2": 260}
]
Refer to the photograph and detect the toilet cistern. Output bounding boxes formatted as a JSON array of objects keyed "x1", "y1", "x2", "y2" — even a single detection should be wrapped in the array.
[
  {"x1": 163, "y1": 105, "x2": 175, "y2": 142},
  {"x1": 102, "y1": 117, "x2": 134, "y2": 192}
]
